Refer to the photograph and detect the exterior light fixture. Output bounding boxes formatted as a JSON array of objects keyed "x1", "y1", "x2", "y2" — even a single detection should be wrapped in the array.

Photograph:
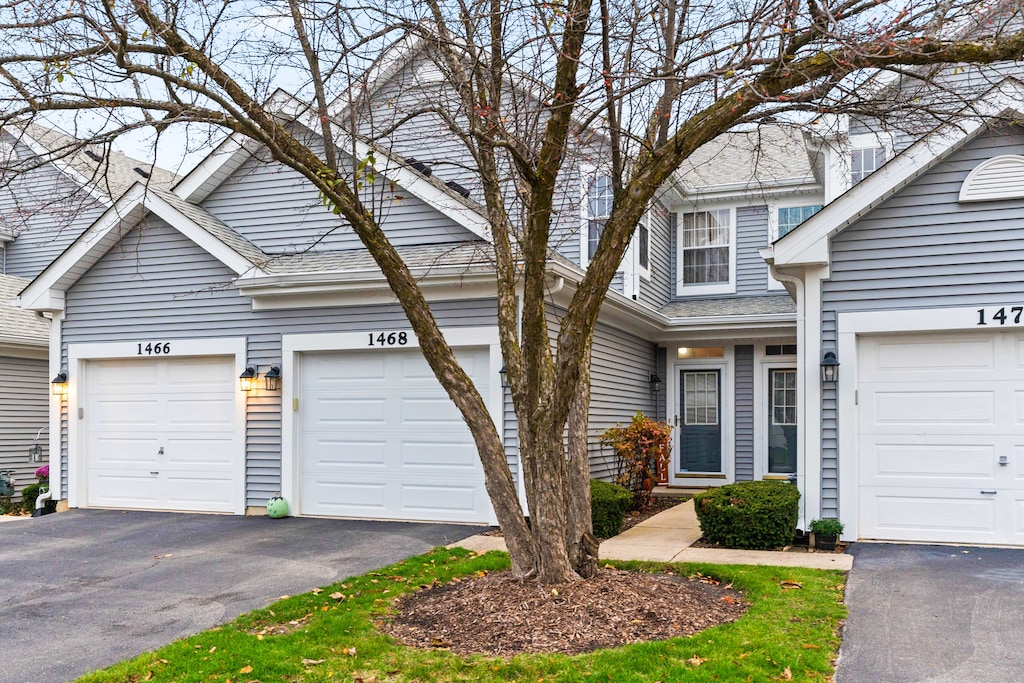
[
  {"x1": 821, "y1": 351, "x2": 839, "y2": 384},
  {"x1": 649, "y1": 372, "x2": 663, "y2": 394},
  {"x1": 499, "y1": 365, "x2": 509, "y2": 389},
  {"x1": 239, "y1": 366, "x2": 256, "y2": 392},
  {"x1": 51, "y1": 372, "x2": 68, "y2": 396},
  {"x1": 264, "y1": 366, "x2": 281, "y2": 391}
]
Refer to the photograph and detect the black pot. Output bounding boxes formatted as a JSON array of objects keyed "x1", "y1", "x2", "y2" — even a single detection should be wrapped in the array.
[
  {"x1": 792, "y1": 529, "x2": 809, "y2": 546},
  {"x1": 813, "y1": 533, "x2": 837, "y2": 551}
]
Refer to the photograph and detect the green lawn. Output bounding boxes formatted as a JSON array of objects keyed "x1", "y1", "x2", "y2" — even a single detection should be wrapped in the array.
[{"x1": 76, "y1": 549, "x2": 846, "y2": 683}]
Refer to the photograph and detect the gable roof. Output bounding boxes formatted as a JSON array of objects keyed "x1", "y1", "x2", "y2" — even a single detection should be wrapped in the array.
[
  {"x1": 0, "y1": 274, "x2": 48, "y2": 348},
  {"x1": 18, "y1": 183, "x2": 268, "y2": 312},
  {"x1": 769, "y1": 78, "x2": 1024, "y2": 267}
]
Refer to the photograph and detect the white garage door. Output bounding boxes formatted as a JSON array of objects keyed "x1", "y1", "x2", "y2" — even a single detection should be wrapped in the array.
[
  {"x1": 858, "y1": 331, "x2": 1024, "y2": 545},
  {"x1": 85, "y1": 356, "x2": 241, "y2": 513},
  {"x1": 299, "y1": 347, "x2": 493, "y2": 523}
]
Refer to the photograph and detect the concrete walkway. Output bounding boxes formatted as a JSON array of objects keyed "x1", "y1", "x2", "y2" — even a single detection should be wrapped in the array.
[{"x1": 454, "y1": 498, "x2": 854, "y2": 571}]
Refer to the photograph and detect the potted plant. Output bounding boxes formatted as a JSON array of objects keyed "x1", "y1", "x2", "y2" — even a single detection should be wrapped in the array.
[{"x1": 808, "y1": 518, "x2": 844, "y2": 551}]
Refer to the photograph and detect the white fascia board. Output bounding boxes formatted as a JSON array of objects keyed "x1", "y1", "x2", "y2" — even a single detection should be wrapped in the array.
[
  {"x1": 19, "y1": 184, "x2": 147, "y2": 312},
  {"x1": 143, "y1": 191, "x2": 263, "y2": 277},
  {"x1": 16, "y1": 128, "x2": 114, "y2": 208},
  {"x1": 279, "y1": 99, "x2": 493, "y2": 242},
  {"x1": 172, "y1": 133, "x2": 256, "y2": 203},
  {"x1": 775, "y1": 80, "x2": 1024, "y2": 267}
]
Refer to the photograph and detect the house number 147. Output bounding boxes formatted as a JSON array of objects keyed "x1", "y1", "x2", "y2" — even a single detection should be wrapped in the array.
[{"x1": 977, "y1": 307, "x2": 1024, "y2": 326}]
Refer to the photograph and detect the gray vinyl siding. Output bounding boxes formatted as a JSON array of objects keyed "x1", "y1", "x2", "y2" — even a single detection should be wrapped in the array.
[
  {"x1": 60, "y1": 217, "x2": 504, "y2": 507},
  {"x1": 734, "y1": 345, "x2": 754, "y2": 481},
  {"x1": 0, "y1": 141, "x2": 103, "y2": 278},
  {"x1": 0, "y1": 356, "x2": 49, "y2": 498},
  {"x1": 587, "y1": 319, "x2": 658, "y2": 480},
  {"x1": 200, "y1": 151, "x2": 479, "y2": 254},
  {"x1": 819, "y1": 123, "x2": 1024, "y2": 518},
  {"x1": 736, "y1": 206, "x2": 769, "y2": 295},
  {"x1": 638, "y1": 201, "x2": 672, "y2": 309}
]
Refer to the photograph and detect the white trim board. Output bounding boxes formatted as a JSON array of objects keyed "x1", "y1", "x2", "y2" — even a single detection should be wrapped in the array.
[
  {"x1": 65, "y1": 337, "x2": 248, "y2": 515},
  {"x1": 280, "y1": 326, "x2": 503, "y2": 523}
]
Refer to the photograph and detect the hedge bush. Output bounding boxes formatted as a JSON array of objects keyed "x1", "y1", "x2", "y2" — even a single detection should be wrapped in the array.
[
  {"x1": 591, "y1": 479, "x2": 632, "y2": 538},
  {"x1": 694, "y1": 480, "x2": 800, "y2": 550},
  {"x1": 20, "y1": 483, "x2": 42, "y2": 513}
]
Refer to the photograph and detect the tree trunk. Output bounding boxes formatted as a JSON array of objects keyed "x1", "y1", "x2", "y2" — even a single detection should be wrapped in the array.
[
  {"x1": 521, "y1": 423, "x2": 580, "y2": 583},
  {"x1": 566, "y1": 348, "x2": 598, "y2": 578}
]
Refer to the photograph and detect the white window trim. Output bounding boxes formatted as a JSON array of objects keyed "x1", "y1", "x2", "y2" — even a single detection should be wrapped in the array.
[
  {"x1": 767, "y1": 200, "x2": 825, "y2": 290},
  {"x1": 280, "y1": 326, "x2": 503, "y2": 523},
  {"x1": 579, "y1": 165, "x2": 626, "y2": 277},
  {"x1": 753, "y1": 345, "x2": 798, "y2": 481},
  {"x1": 65, "y1": 337, "x2": 249, "y2": 515},
  {"x1": 637, "y1": 211, "x2": 652, "y2": 282},
  {"x1": 669, "y1": 347, "x2": 735, "y2": 486},
  {"x1": 675, "y1": 206, "x2": 737, "y2": 297}
]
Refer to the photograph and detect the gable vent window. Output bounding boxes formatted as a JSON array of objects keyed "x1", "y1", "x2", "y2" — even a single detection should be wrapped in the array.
[
  {"x1": 959, "y1": 155, "x2": 1024, "y2": 203},
  {"x1": 851, "y1": 147, "x2": 885, "y2": 185}
]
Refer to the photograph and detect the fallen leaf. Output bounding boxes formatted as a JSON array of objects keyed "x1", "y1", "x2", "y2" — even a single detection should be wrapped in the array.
[
  {"x1": 144, "y1": 671, "x2": 153, "y2": 681},
  {"x1": 782, "y1": 666, "x2": 793, "y2": 680},
  {"x1": 687, "y1": 656, "x2": 707, "y2": 666},
  {"x1": 430, "y1": 638, "x2": 453, "y2": 648},
  {"x1": 721, "y1": 595, "x2": 738, "y2": 604},
  {"x1": 779, "y1": 580, "x2": 803, "y2": 590},
  {"x1": 551, "y1": 588, "x2": 559, "y2": 596},
  {"x1": 344, "y1": 647, "x2": 357, "y2": 656},
  {"x1": 154, "y1": 554, "x2": 173, "y2": 559},
  {"x1": 239, "y1": 666, "x2": 253, "y2": 674},
  {"x1": 330, "y1": 592, "x2": 346, "y2": 600},
  {"x1": 802, "y1": 643, "x2": 821, "y2": 650},
  {"x1": 256, "y1": 635, "x2": 264, "y2": 641},
  {"x1": 279, "y1": 595, "x2": 291, "y2": 600},
  {"x1": 311, "y1": 588, "x2": 323, "y2": 595},
  {"x1": 209, "y1": 646, "x2": 216, "y2": 653},
  {"x1": 301, "y1": 658, "x2": 326, "y2": 666}
]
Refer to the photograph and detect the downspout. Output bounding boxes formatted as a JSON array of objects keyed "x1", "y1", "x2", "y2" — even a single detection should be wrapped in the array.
[{"x1": 762, "y1": 251, "x2": 809, "y2": 528}]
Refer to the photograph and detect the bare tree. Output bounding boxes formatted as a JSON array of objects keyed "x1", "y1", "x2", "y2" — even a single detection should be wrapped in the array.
[{"x1": 1, "y1": 0, "x2": 1022, "y2": 583}]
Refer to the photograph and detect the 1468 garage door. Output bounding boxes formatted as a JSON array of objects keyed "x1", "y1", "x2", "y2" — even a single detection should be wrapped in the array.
[
  {"x1": 85, "y1": 356, "x2": 242, "y2": 513},
  {"x1": 298, "y1": 347, "x2": 493, "y2": 523},
  {"x1": 857, "y1": 331, "x2": 1024, "y2": 545}
]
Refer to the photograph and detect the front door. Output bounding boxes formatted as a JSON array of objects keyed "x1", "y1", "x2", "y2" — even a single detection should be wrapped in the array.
[
  {"x1": 767, "y1": 368, "x2": 797, "y2": 475},
  {"x1": 679, "y1": 369, "x2": 722, "y2": 474}
]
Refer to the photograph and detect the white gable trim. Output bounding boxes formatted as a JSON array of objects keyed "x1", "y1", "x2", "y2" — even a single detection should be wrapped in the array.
[
  {"x1": 773, "y1": 79, "x2": 1024, "y2": 267},
  {"x1": 20, "y1": 184, "x2": 264, "y2": 312},
  {"x1": 172, "y1": 133, "x2": 256, "y2": 203},
  {"x1": 959, "y1": 154, "x2": 1024, "y2": 202},
  {"x1": 15, "y1": 128, "x2": 114, "y2": 208}
]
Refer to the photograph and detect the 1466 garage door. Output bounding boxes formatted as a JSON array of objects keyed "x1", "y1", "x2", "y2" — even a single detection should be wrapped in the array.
[
  {"x1": 857, "y1": 331, "x2": 1024, "y2": 545},
  {"x1": 299, "y1": 347, "x2": 493, "y2": 523},
  {"x1": 85, "y1": 356, "x2": 241, "y2": 513}
]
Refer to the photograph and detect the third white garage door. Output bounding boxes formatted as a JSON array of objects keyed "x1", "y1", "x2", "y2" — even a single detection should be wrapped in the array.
[
  {"x1": 298, "y1": 347, "x2": 493, "y2": 523},
  {"x1": 858, "y1": 331, "x2": 1024, "y2": 545}
]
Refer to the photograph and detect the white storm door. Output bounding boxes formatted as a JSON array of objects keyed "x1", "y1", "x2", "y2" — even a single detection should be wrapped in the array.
[
  {"x1": 85, "y1": 356, "x2": 239, "y2": 513},
  {"x1": 299, "y1": 347, "x2": 492, "y2": 523},
  {"x1": 857, "y1": 331, "x2": 1024, "y2": 545}
]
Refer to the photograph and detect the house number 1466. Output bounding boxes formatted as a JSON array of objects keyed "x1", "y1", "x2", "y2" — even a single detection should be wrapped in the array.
[
  {"x1": 977, "y1": 307, "x2": 1024, "y2": 326},
  {"x1": 137, "y1": 342, "x2": 171, "y2": 355}
]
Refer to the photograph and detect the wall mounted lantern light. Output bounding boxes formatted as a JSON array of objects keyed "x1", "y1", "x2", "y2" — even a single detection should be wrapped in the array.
[
  {"x1": 498, "y1": 365, "x2": 509, "y2": 389},
  {"x1": 239, "y1": 366, "x2": 256, "y2": 392},
  {"x1": 264, "y1": 366, "x2": 282, "y2": 391},
  {"x1": 51, "y1": 372, "x2": 68, "y2": 396},
  {"x1": 649, "y1": 372, "x2": 663, "y2": 395},
  {"x1": 820, "y1": 351, "x2": 840, "y2": 384}
]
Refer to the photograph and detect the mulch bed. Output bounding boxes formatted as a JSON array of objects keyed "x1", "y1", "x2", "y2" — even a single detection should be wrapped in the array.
[{"x1": 381, "y1": 567, "x2": 746, "y2": 656}]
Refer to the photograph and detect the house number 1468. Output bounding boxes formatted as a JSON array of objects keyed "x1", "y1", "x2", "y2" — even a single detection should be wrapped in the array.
[{"x1": 368, "y1": 331, "x2": 409, "y2": 347}]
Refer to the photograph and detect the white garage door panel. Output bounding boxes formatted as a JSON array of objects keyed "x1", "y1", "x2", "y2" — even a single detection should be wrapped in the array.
[
  {"x1": 85, "y1": 356, "x2": 239, "y2": 513},
  {"x1": 858, "y1": 331, "x2": 1024, "y2": 544},
  {"x1": 300, "y1": 347, "x2": 493, "y2": 523}
]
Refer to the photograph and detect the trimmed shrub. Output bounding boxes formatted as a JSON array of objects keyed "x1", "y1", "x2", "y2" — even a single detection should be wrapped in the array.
[
  {"x1": 591, "y1": 479, "x2": 632, "y2": 538},
  {"x1": 21, "y1": 483, "x2": 42, "y2": 514},
  {"x1": 694, "y1": 480, "x2": 800, "y2": 550}
]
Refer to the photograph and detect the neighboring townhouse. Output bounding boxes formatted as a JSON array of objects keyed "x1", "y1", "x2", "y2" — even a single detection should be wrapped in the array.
[{"x1": 0, "y1": 125, "x2": 174, "y2": 497}]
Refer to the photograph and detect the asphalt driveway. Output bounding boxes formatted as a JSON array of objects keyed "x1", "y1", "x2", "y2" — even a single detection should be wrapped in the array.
[
  {"x1": 0, "y1": 510, "x2": 480, "y2": 683},
  {"x1": 837, "y1": 542, "x2": 1024, "y2": 682}
]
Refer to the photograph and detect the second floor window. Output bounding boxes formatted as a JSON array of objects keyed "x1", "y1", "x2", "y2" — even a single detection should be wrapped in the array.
[
  {"x1": 681, "y1": 209, "x2": 731, "y2": 286},
  {"x1": 778, "y1": 205, "x2": 822, "y2": 238},
  {"x1": 851, "y1": 147, "x2": 885, "y2": 185},
  {"x1": 587, "y1": 174, "x2": 613, "y2": 260}
]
